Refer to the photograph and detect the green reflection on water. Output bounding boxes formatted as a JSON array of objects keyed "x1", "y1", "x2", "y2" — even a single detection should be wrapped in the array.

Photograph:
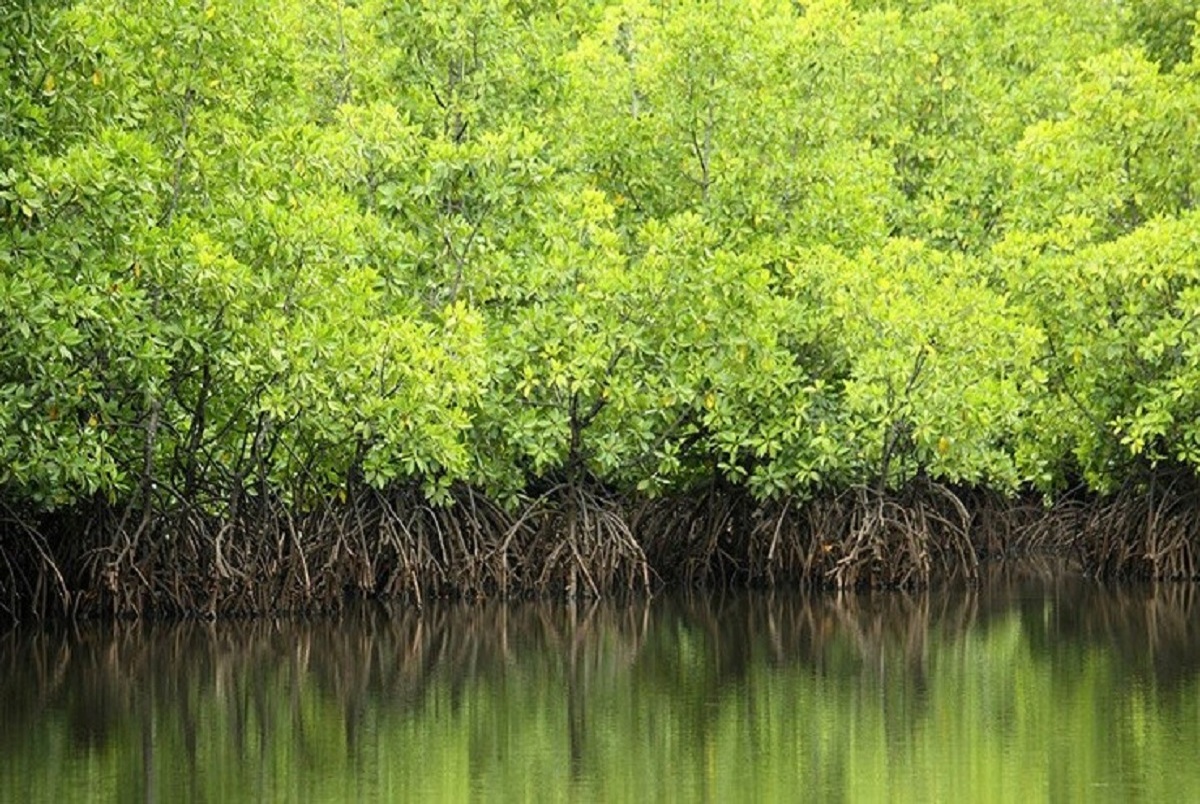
[{"x1": 2, "y1": 562, "x2": 1199, "y2": 803}]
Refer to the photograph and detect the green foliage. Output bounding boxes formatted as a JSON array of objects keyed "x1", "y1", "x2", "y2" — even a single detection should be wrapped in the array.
[
  {"x1": 1002, "y1": 212, "x2": 1200, "y2": 491},
  {"x1": 812, "y1": 240, "x2": 1043, "y2": 491},
  {"x1": 1128, "y1": 0, "x2": 1199, "y2": 70},
  {"x1": 0, "y1": 124, "x2": 170, "y2": 505},
  {"x1": 1006, "y1": 47, "x2": 1200, "y2": 243},
  {"x1": 4, "y1": 0, "x2": 1200, "y2": 538},
  {"x1": 562, "y1": 0, "x2": 895, "y2": 250}
]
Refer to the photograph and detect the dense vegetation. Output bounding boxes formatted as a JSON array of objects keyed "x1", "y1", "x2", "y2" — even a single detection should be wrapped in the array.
[{"x1": 2, "y1": 0, "x2": 1199, "y2": 617}]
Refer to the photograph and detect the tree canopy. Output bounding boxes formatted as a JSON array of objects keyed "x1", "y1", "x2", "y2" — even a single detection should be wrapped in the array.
[{"x1": 3, "y1": 0, "x2": 1200, "y2": 611}]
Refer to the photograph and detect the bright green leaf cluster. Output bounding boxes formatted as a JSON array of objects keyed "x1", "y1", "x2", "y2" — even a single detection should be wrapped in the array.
[{"x1": 3, "y1": 0, "x2": 1198, "y2": 527}]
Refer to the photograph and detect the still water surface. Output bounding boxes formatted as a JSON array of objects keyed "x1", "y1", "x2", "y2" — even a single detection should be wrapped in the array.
[{"x1": 2, "y1": 560, "x2": 1199, "y2": 803}]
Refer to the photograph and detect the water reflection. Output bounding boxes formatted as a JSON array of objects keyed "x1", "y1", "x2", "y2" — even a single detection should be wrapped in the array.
[{"x1": 1, "y1": 561, "x2": 1198, "y2": 801}]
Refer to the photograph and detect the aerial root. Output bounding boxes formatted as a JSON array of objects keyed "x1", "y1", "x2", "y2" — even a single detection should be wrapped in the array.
[{"x1": 5, "y1": 474, "x2": 1199, "y2": 619}]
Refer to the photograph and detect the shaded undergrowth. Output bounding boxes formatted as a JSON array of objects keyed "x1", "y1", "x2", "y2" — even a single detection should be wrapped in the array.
[{"x1": 1, "y1": 476, "x2": 1198, "y2": 621}]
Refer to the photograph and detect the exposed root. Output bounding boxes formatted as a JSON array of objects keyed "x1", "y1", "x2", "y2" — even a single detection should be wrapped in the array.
[
  {"x1": 637, "y1": 479, "x2": 977, "y2": 590},
  {"x1": 17, "y1": 478, "x2": 654, "y2": 618},
  {"x1": 0, "y1": 500, "x2": 73, "y2": 622},
  {"x1": 753, "y1": 481, "x2": 977, "y2": 589},
  {"x1": 1041, "y1": 477, "x2": 1200, "y2": 582},
  {"x1": 504, "y1": 483, "x2": 651, "y2": 598},
  {"x1": 632, "y1": 483, "x2": 754, "y2": 587},
  {"x1": 3, "y1": 473, "x2": 1199, "y2": 620}
]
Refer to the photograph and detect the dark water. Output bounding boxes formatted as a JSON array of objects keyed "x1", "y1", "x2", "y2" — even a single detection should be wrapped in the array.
[{"x1": 2, "y1": 560, "x2": 1199, "y2": 803}]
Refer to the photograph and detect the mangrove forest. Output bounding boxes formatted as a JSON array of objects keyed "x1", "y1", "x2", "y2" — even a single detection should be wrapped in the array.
[{"x1": 3, "y1": 0, "x2": 1200, "y2": 619}]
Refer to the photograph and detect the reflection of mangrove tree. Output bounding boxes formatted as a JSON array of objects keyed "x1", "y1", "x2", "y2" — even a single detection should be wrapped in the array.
[{"x1": 2, "y1": 568, "x2": 1198, "y2": 800}]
